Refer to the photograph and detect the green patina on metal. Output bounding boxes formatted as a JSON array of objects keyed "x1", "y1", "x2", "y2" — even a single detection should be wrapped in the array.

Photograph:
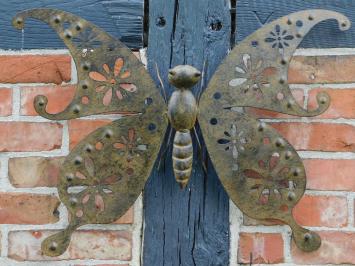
[{"x1": 12, "y1": 8, "x2": 350, "y2": 255}]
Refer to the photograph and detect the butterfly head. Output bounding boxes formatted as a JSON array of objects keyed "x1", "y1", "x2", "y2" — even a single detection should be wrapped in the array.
[{"x1": 168, "y1": 65, "x2": 201, "y2": 89}]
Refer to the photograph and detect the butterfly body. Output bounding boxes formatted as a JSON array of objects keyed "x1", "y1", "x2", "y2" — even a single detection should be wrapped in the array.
[{"x1": 167, "y1": 65, "x2": 201, "y2": 187}]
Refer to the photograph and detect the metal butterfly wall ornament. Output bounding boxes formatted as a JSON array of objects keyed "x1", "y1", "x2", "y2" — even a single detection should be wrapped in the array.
[{"x1": 12, "y1": 8, "x2": 350, "y2": 256}]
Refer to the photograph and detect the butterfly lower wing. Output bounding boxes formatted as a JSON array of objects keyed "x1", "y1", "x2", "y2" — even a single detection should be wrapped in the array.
[
  {"x1": 198, "y1": 107, "x2": 319, "y2": 252},
  {"x1": 13, "y1": 9, "x2": 160, "y2": 119},
  {"x1": 42, "y1": 111, "x2": 167, "y2": 256},
  {"x1": 203, "y1": 10, "x2": 350, "y2": 116}
]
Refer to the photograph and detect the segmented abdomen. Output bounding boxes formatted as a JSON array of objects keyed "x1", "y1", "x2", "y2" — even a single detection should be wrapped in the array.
[{"x1": 172, "y1": 130, "x2": 193, "y2": 188}]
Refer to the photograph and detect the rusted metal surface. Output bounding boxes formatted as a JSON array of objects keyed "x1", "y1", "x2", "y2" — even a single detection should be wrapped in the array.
[
  {"x1": 167, "y1": 65, "x2": 200, "y2": 188},
  {"x1": 12, "y1": 8, "x2": 350, "y2": 255},
  {"x1": 199, "y1": 10, "x2": 350, "y2": 252},
  {"x1": 13, "y1": 8, "x2": 168, "y2": 257},
  {"x1": 204, "y1": 10, "x2": 350, "y2": 116},
  {"x1": 13, "y1": 8, "x2": 160, "y2": 119}
]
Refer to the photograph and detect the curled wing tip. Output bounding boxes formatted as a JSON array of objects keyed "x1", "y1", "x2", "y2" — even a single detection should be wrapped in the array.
[
  {"x1": 293, "y1": 9, "x2": 351, "y2": 31},
  {"x1": 41, "y1": 228, "x2": 73, "y2": 257}
]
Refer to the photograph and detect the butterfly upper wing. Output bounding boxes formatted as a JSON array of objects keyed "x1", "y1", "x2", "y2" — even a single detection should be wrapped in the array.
[
  {"x1": 199, "y1": 10, "x2": 350, "y2": 252},
  {"x1": 13, "y1": 9, "x2": 168, "y2": 256},
  {"x1": 203, "y1": 10, "x2": 350, "y2": 116},
  {"x1": 13, "y1": 8, "x2": 161, "y2": 119}
]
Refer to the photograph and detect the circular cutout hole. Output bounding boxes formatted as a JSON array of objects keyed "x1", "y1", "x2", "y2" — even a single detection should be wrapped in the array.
[
  {"x1": 296, "y1": 20, "x2": 303, "y2": 27},
  {"x1": 81, "y1": 96, "x2": 89, "y2": 105},
  {"x1": 148, "y1": 123, "x2": 156, "y2": 131},
  {"x1": 251, "y1": 40, "x2": 258, "y2": 47},
  {"x1": 145, "y1": 97, "x2": 153, "y2": 105},
  {"x1": 126, "y1": 168, "x2": 134, "y2": 176},
  {"x1": 210, "y1": 118, "x2": 218, "y2": 125},
  {"x1": 95, "y1": 142, "x2": 103, "y2": 150},
  {"x1": 85, "y1": 144, "x2": 93, "y2": 153},
  {"x1": 213, "y1": 92, "x2": 221, "y2": 100},
  {"x1": 277, "y1": 92, "x2": 284, "y2": 100}
]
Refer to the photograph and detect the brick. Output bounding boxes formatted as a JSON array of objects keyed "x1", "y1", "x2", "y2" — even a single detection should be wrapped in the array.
[
  {"x1": 68, "y1": 119, "x2": 111, "y2": 149},
  {"x1": 308, "y1": 88, "x2": 355, "y2": 119},
  {"x1": 304, "y1": 159, "x2": 355, "y2": 191},
  {"x1": 114, "y1": 207, "x2": 134, "y2": 224},
  {"x1": 293, "y1": 195, "x2": 348, "y2": 227},
  {"x1": 271, "y1": 122, "x2": 355, "y2": 152},
  {"x1": 8, "y1": 230, "x2": 131, "y2": 261},
  {"x1": 289, "y1": 55, "x2": 355, "y2": 84},
  {"x1": 0, "y1": 122, "x2": 62, "y2": 152},
  {"x1": 0, "y1": 193, "x2": 59, "y2": 224},
  {"x1": 244, "y1": 195, "x2": 348, "y2": 228},
  {"x1": 8, "y1": 156, "x2": 134, "y2": 223},
  {"x1": 238, "y1": 233, "x2": 284, "y2": 264},
  {"x1": 291, "y1": 231, "x2": 355, "y2": 264},
  {"x1": 21, "y1": 85, "x2": 75, "y2": 116},
  {"x1": 0, "y1": 88, "x2": 12, "y2": 116},
  {"x1": 0, "y1": 55, "x2": 71, "y2": 84},
  {"x1": 9, "y1": 156, "x2": 64, "y2": 187},
  {"x1": 245, "y1": 89, "x2": 305, "y2": 118}
]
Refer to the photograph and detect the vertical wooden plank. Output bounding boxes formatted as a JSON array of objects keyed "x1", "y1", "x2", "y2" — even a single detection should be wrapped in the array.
[
  {"x1": 143, "y1": 0, "x2": 231, "y2": 265},
  {"x1": 235, "y1": 0, "x2": 355, "y2": 48}
]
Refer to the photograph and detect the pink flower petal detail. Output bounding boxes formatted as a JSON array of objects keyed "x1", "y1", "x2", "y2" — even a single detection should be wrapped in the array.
[
  {"x1": 120, "y1": 83, "x2": 137, "y2": 92},
  {"x1": 114, "y1": 58, "x2": 124, "y2": 77},
  {"x1": 82, "y1": 194, "x2": 90, "y2": 204},
  {"x1": 113, "y1": 142, "x2": 126, "y2": 149},
  {"x1": 103, "y1": 64, "x2": 110, "y2": 74},
  {"x1": 128, "y1": 128, "x2": 135, "y2": 142},
  {"x1": 89, "y1": 71, "x2": 107, "y2": 82},
  {"x1": 95, "y1": 194, "x2": 105, "y2": 212},
  {"x1": 116, "y1": 90, "x2": 123, "y2": 100},
  {"x1": 120, "y1": 70, "x2": 131, "y2": 79},
  {"x1": 103, "y1": 88, "x2": 113, "y2": 106},
  {"x1": 75, "y1": 171, "x2": 87, "y2": 180}
]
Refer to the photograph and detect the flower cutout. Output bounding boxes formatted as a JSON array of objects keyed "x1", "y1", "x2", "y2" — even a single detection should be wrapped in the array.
[
  {"x1": 114, "y1": 128, "x2": 147, "y2": 161},
  {"x1": 89, "y1": 58, "x2": 137, "y2": 106},
  {"x1": 73, "y1": 157, "x2": 122, "y2": 217},
  {"x1": 265, "y1": 24, "x2": 294, "y2": 49},
  {"x1": 72, "y1": 28, "x2": 102, "y2": 57},
  {"x1": 217, "y1": 124, "x2": 250, "y2": 171},
  {"x1": 243, "y1": 153, "x2": 293, "y2": 205},
  {"x1": 229, "y1": 54, "x2": 275, "y2": 100}
]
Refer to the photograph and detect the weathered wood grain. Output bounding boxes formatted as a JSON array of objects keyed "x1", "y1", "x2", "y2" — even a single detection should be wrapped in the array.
[
  {"x1": 143, "y1": 0, "x2": 231, "y2": 265},
  {"x1": 0, "y1": 0, "x2": 143, "y2": 49},
  {"x1": 235, "y1": 0, "x2": 355, "y2": 48}
]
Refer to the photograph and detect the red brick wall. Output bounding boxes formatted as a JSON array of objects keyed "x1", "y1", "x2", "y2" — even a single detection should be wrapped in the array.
[
  {"x1": 0, "y1": 49, "x2": 353, "y2": 265},
  {"x1": 0, "y1": 50, "x2": 142, "y2": 265},
  {"x1": 232, "y1": 49, "x2": 355, "y2": 265}
]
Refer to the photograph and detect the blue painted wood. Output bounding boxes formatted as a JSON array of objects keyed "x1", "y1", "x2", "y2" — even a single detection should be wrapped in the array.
[
  {"x1": 236, "y1": 0, "x2": 355, "y2": 48},
  {"x1": 143, "y1": 0, "x2": 231, "y2": 265},
  {"x1": 0, "y1": 0, "x2": 143, "y2": 49}
]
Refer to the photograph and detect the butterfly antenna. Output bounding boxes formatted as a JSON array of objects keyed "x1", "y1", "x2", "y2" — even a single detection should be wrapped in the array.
[
  {"x1": 157, "y1": 126, "x2": 173, "y2": 170},
  {"x1": 155, "y1": 62, "x2": 168, "y2": 104},
  {"x1": 193, "y1": 126, "x2": 207, "y2": 174},
  {"x1": 196, "y1": 60, "x2": 206, "y2": 102}
]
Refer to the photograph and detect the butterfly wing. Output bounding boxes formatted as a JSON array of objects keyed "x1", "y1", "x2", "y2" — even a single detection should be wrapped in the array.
[
  {"x1": 203, "y1": 10, "x2": 350, "y2": 116},
  {"x1": 13, "y1": 8, "x2": 160, "y2": 119},
  {"x1": 42, "y1": 113, "x2": 166, "y2": 256},
  {"x1": 199, "y1": 10, "x2": 350, "y2": 252},
  {"x1": 13, "y1": 9, "x2": 168, "y2": 256}
]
